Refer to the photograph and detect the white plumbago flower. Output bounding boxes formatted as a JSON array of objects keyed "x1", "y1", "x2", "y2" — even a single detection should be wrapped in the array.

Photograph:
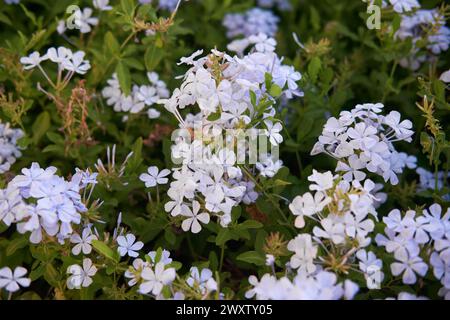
[
  {"x1": 147, "y1": 249, "x2": 173, "y2": 266},
  {"x1": 395, "y1": 8, "x2": 450, "y2": 70},
  {"x1": 356, "y1": 250, "x2": 384, "y2": 289},
  {"x1": 313, "y1": 218, "x2": 345, "y2": 244},
  {"x1": 20, "y1": 51, "x2": 48, "y2": 70},
  {"x1": 5, "y1": 163, "x2": 97, "y2": 243},
  {"x1": 440, "y1": 69, "x2": 450, "y2": 83},
  {"x1": 0, "y1": 267, "x2": 31, "y2": 292},
  {"x1": 66, "y1": 258, "x2": 97, "y2": 289},
  {"x1": 287, "y1": 234, "x2": 318, "y2": 275},
  {"x1": 180, "y1": 201, "x2": 210, "y2": 234},
  {"x1": 257, "y1": 0, "x2": 291, "y2": 11},
  {"x1": 70, "y1": 226, "x2": 98, "y2": 255},
  {"x1": 289, "y1": 192, "x2": 331, "y2": 228},
  {"x1": 312, "y1": 103, "x2": 414, "y2": 185},
  {"x1": 63, "y1": 51, "x2": 91, "y2": 75},
  {"x1": 139, "y1": 262, "x2": 176, "y2": 295},
  {"x1": 124, "y1": 258, "x2": 149, "y2": 286},
  {"x1": 389, "y1": 0, "x2": 420, "y2": 13},
  {"x1": 264, "y1": 120, "x2": 283, "y2": 146},
  {"x1": 139, "y1": 166, "x2": 171, "y2": 188},
  {"x1": 46, "y1": 47, "x2": 71, "y2": 66},
  {"x1": 246, "y1": 271, "x2": 355, "y2": 300},
  {"x1": 390, "y1": 251, "x2": 428, "y2": 284},
  {"x1": 159, "y1": 38, "x2": 302, "y2": 230},
  {"x1": 0, "y1": 121, "x2": 24, "y2": 174},
  {"x1": 102, "y1": 72, "x2": 169, "y2": 119},
  {"x1": 186, "y1": 267, "x2": 217, "y2": 294},
  {"x1": 93, "y1": 0, "x2": 112, "y2": 11},
  {"x1": 265, "y1": 254, "x2": 275, "y2": 266},
  {"x1": 308, "y1": 170, "x2": 335, "y2": 192},
  {"x1": 222, "y1": 8, "x2": 279, "y2": 38},
  {"x1": 74, "y1": 7, "x2": 99, "y2": 34},
  {"x1": 117, "y1": 233, "x2": 144, "y2": 258}
]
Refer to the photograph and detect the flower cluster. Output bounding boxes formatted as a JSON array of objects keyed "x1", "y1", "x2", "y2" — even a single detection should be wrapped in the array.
[
  {"x1": 0, "y1": 121, "x2": 23, "y2": 174},
  {"x1": 222, "y1": 8, "x2": 279, "y2": 39},
  {"x1": 57, "y1": 2, "x2": 105, "y2": 35},
  {"x1": 416, "y1": 167, "x2": 450, "y2": 200},
  {"x1": 311, "y1": 103, "x2": 415, "y2": 185},
  {"x1": 245, "y1": 271, "x2": 358, "y2": 300},
  {"x1": 395, "y1": 6, "x2": 450, "y2": 70},
  {"x1": 0, "y1": 163, "x2": 98, "y2": 243},
  {"x1": 123, "y1": 247, "x2": 218, "y2": 299},
  {"x1": 257, "y1": 0, "x2": 291, "y2": 11},
  {"x1": 376, "y1": 204, "x2": 450, "y2": 293},
  {"x1": 20, "y1": 47, "x2": 91, "y2": 88},
  {"x1": 138, "y1": 0, "x2": 179, "y2": 11},
  {"x1": 102, "y1": 72, "x2": 170, "y2": 120},
  {"x1": 158, "y1": 35, "x2": 301, "y2": 231}
]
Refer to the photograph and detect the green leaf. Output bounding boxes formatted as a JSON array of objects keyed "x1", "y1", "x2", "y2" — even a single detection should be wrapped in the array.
[
  {"x1": 128, "y1": 137, "x2": 143, "y2": 172},
  {"x1": 116, "y1": 61, "x2": 132, "y2": 96},
  {"x1": 236, "y1": 251, "x2": 265, "y2": 266},
  {"x1": 6, "y1": 237, "x2": 29, "y2": 256},
  {"x1": 92, "y1": 240, "x2": 120, "y2": 263},
  {"x1": 308, "y1": 57, "x2": 322, "y2": 83},
  {"x1": 105, "y1": 31, "x2": 120, "y2": 56},
  {"x1": 238, "y1": 220, "x2": 263, "y2": 230},
  {"x1": 164, "y1": 229, "x2": 176, "y2": 245},
  {"x1": 269, "y1": 84, "x2": 282, "y2": 98},
  {"x1": 144, "y1": 45, "x2": 164, "y2": 71},
  {"x1": 121, "y1": 0, "x2": 136, "y2": 17},
  {"x1": 32, "y1": 111, "x2": 51, "y2": 145},
  {"x1": 215, "y1": 229, "x2": 233, "y2": 246}
]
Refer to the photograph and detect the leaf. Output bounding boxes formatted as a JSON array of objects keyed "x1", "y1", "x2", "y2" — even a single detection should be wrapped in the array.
[
  {"x1": 238, "y1": 220, "x2": 263, "y2": 230},
  {"x1": 32, "y1": 111, "x2": 50, "y2": 144},
  {"x1": 105, "y1": 31, "x2": 120, "y2": 56},
  {"x1": 115, "y1": 60, "x2": 132, "y2": 96},
  {"x1": 309, "y1": 6, "x2": 321, "y2": 31},
  {"x1": 6, "y1": 237, "x2": 29, "y2": 256},
  {"x1": 236, "y1": 251, "x2": 265, "y2": 266},
  {"x1": 308, "y1": 57, "x2": 322, "y2": 83},
  {"x1": 144, "y1": 45, "x2": 164, "y2": 71},
  {"x1": 164, "y1": 229, "x2": 176, "y2": 245},
  {"x1": 121, "y1": 0, "x2": 136, "y2": 18},
  {"x1": 127, "y1": 137, "x2": 143, "y2": 172},
  {"x1": 92, "y1": 240, "x2": 120, "y2": 263},
  {"x1": 269, "y1": 84, "x2": 282, "y2": 98},
  {"x1": 215, "y1": 229, "x2": 233, "y2": 246}
]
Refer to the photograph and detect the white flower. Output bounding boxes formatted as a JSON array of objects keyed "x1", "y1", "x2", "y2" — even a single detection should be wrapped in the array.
[
  {"x1": 70, "y1": 226, "x2": 98, "y2": 255},
  {"x1": 287, "y1": 234, "x2": 318, "y2": 275},
  {"x1": 389, "y1": 0, "x2": 420, "y2": 13},
  {"x1": 308, "y1": 170, "x2": 335, "y2": 192},
  {"x1": 313, "y1": 218, "x2": 345, "y2": 244},
  {"x1": 117, "y1": 233, "x2": 144, "y2": 258},
  {"x1": 20, "y1": 51, "x2": 47, "y2": 70},
  {"x1": 181, "y1": 201, "x2": 210, "y2": 234},
  {"x1": 139, "y1": 262, "x2": 176, "y2": 295},
  {"x1": 46, "y1": 47, "x2": 71, "y2": 65},
  {"x1": 93, "y1": 0, "x2": 112, "y2": 11},
  {"x1": 0, "y1": 267, "x2": 31, "y2": 292},
  {"x1": 63, "y1": 51, "x2": 91, "y2": 74},
  {"x1": 139, "y1": 166, "x2": 171, "y2": 188},
  {"x1": 440, "y1": 70, "x2": 450, "y2": 83},
  {"x1": 390, "y1": 252, "x2": 428, "y2": 285},
  {"x1": 66, "y1": 258, "x2": 97, "y2": 289},
  {"x1": 289, "y1": 192, "x2": 330, "y2": 228},
  {"x1": 186, "y1": 267, "x2": 217, "y2": 294},
  {"x1": 264, "y1": 120, "x2": 283, "y2": 146},
  {"x1": 74, "y1": 7, "x2": 98, "y2": 33}
]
